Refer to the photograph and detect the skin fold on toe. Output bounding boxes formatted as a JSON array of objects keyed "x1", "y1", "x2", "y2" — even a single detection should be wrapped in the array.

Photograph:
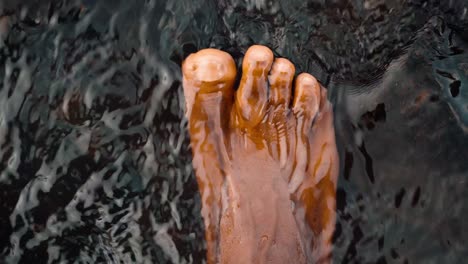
[{"x1": 182, "y1": 45, "x2": 339, "y2": 264}]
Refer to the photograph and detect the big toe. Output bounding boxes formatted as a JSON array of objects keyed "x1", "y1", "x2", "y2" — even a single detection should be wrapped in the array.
[
  {"x1": 182, "y1": 48, "x2": 237, "y2": 120},
  {"x1": 182, "y1": 48, "x2": 237, "y2": 93},
  {"x1": 234, "y1": 45, "x2": 274, "y2": 128}
]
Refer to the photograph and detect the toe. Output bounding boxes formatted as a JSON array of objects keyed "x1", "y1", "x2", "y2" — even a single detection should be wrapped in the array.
[
  {"x1": 235, "y1": 45, "x2": 274, "y2": 128},
  {"x1": 182, "y1": 48, "x2": 237, "y2": 94},
  {"x1": 269, "y1": 58, "x2": 295, "y2": 107},
  {"x1": 182, "y1": 49, "x2": 237, "y2": 264},
  {"x1": 182, "y1": 48, "x2": 237, "y2": 119},
  {"x1": 292, "y1": 73, "x2": 321, "y2": 119}
]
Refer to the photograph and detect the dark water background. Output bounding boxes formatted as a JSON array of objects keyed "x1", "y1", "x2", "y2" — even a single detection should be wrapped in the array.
[{"x1": 0, "y1": 0, "x2": 467, "y2": 263}]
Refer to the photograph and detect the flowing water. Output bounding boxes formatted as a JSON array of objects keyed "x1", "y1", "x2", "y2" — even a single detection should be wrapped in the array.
[{"x1": 0, "y1": 0, "x2": 467, "y2": 263}]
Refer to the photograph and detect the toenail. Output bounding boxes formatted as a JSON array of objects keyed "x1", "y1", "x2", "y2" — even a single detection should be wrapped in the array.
[
  {"x1": 298, "y1": 74, "x2": 317, "y2": 86},
  {"x1": 244, "y1": 46, "x2": 273, "y2": 69},
  {"x1": 183, "y1": 51, "x2": 236, "y2": 85},
  {"x1": 194, "y1": 61, "x2": 226, "y2": 82}
]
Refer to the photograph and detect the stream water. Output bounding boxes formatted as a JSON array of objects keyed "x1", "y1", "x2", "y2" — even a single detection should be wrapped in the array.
[{"x1": 0, "y1": 0, "x2": 467, "y2": 263}]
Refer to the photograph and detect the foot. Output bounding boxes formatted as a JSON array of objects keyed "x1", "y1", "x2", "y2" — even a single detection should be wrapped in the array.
[{"x1": 182, "y1": 45, "x2": 339, "y2": 264}]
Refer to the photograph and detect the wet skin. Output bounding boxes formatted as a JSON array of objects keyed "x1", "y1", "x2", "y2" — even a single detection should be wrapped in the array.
[{"x1": 182, "y1": 45, "x2": 339, "y2": 264}]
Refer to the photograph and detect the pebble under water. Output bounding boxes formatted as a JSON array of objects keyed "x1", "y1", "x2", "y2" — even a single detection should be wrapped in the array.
[{"x1": 0, "y1": 0, "x2": 467, "y2": 263}]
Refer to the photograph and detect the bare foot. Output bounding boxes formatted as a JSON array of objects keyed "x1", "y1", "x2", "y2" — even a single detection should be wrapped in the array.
[{"x1": 182, "y1": 45, "x2": 339, "y2": 264}]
